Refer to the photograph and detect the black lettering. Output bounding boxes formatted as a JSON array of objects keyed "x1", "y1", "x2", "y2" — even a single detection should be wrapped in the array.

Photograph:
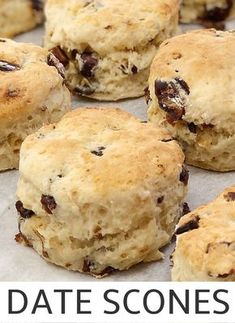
[
  {"x1": 77, "y1": 290, "x2": 91, "y2": 314},
  {"x1": 104, "y1": 289, "x2": 120, "y2": 314},
  {"x1": 143, "y1": 289, "x2": 164, "y2": 314},
  {"x1": 169, "y1": 289, "x2": 189, "y2": 314},
  {"x1": 123, "y1": 289, "x2": 140, "y2": 314},
  {"x1": 32, "y1": 290, "x2": 52, "y2": 314},
  {"x1": 195, "y1": 290, "x2": 210, "y2": 314},
  {"x1": 8, "y1": 290, "x2": 28, "y2": 314},
  {"x1": 54, "y1": 289, "x2": 73, "y2": 314},
  {"x1": 214, "y1": 289, "x2": 229, "y2": 314}
]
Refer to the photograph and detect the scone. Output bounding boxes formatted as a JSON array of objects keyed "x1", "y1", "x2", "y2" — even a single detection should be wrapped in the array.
[
  {"x1": 172, "y1": 186, "x2": 235, "y2": 281},
  {"x1": 180, "y1": 0, "x2": 235, "y2": 25},
  {"x1": 0, "y1": 0, "x2": 44, "y2": 38},
  {"x1": 148, "y1": 29, "x2": 235, "y2": 171},
  {"x1": 0, "y1": 38, "x2": 71, "y2": 171},
  {"x1": 44, "y1": 0, "x2": 180, "y2": 101},
  {"x1": 15, "y1": 108, "x2": 188, "y2": 277}
]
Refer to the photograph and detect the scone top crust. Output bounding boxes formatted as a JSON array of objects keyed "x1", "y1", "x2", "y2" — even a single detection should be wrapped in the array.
[
  {"x1": 173, "y1": 186, "x2": 235, "y2": 281},
  {"x1": 19, "y1": 108, "x2": 186, "y2": 236},
  {"x1": 149, "y1": 29, "x2": 235, "y2": 130},
  {"x1": 45, "y1": 0, "x2": 180, "y2": 55},
  {"x1": 0, "y1": 38, "x2": 66, "y2": 123},
  {"x1": 20, "y1": 107, "x2": 185, "y2": 191}
]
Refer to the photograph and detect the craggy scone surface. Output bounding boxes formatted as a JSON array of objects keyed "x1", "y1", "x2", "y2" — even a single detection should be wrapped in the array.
[
  {"x1": 16, "y1": 108, "x2": 187, "y2": 277},
  {"x1": 45, "y1": 0, "x2": 179, "y2": 100},
  {"x1": 148, "y1": 29, "x2": 235, "y2": 171},
  {"x1": 172, "y1": 186, "x2": 235, "y2": 281},
  {"x1": 0, "y1": 38, "x2": 71, "y2": 171},
  {"x1": 0, "y1": 0, "x2": 44, "y2": 38}
]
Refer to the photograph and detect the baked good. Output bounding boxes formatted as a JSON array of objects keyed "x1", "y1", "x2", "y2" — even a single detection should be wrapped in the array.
[
  {"x1": 172, "y1": 186, "x2": 235, "y2": 281},
  {"x1": 180, "y1": 0, "x2": 235, "y2": 25},
  {"x1": 0, "y1": 38, "x2": 71, "y2": 171},
  {"x1": 15, "y1": 107, "x2": 188, "y2": 277},
  {"x1": 0, "y1": 0, "x2": 44, "y2": 38},
  {"x1": 44, "y1": 0, "x2": 180, "y2": 101},
  {"x1": 148, "y1": 29, "x2": 235, "y2": 171}
]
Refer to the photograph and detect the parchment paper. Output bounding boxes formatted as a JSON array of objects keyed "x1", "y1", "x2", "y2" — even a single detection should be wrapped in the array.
[{"x1": 1, "y1": 26, "x2": 235, "y2": 282}]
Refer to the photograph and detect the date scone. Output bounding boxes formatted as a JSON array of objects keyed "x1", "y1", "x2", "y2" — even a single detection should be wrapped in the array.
[
  {"x1": 172, "y1": 186, "x2": 235, "y2": 281},
  {"x1": 180, "y1": 0, "x2": 235, "y2": 25},
  {"x1": 148, "y1": 29, "x2": 235, "y2": 171},
  {"x1": 44, "y1": 0, "x2": 180, "y2": 101},
  {"x1": 0, "y1": 38, "x2": 71, "y2": 171},
  {"x1": 0, "y1": 0, "x2": 44, "y2": 38},
  {"x1": 15, "y1": 108, "x2": 188, "y2": 277}
]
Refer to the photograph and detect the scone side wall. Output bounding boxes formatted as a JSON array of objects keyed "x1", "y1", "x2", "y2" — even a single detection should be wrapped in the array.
[
  {"x1": 172, "y1": 186, "x2": 235, "y2": 281},
  {"x1": 0, "y1": 0, "x2": 44, "y2": 38},
  {"x1": 0, "y1": 38, "x2": 71, "y2": 171},
  {"x1": 16, "y1": 108, "x2": 188, "y2": 277},
  {"x1": 44, "y1": 0, "x2": 180, "y2": 100},
  {"x1": 180, "y1": 0, "x2": 235, "y2": 24},
  {"x1": 148, "y1": 29, "x2": 235, "y2": 171}
]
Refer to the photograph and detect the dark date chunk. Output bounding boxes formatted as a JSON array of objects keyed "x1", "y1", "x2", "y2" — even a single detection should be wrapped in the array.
[
  {"x1": 182, "y1": 202, "x2": 191, "y2": 215},
  {"x1": 224, "y1": 192, "x2": 235, "y2": 201},
  {"x1": 31, "y1": 0, "x2": 43, "y2": 11},
  {"x1": 175, "y1": 216, "x2": 200, "y2": 235},
  {"x1": 144, "y1": 86, "x2": 151, "y2": 104},
  {"x1": 41, "y1": 195, "x2": 57, "y2": 214},
  {"x1": 179, "y1": 165, "x2": 189, "y2": 186},
  {"x1": 0, "y1": 60, "x2": 20, "y2": 72},
  {"x1": 91, "y1": 146, "x2": 106, "y2": 157},
  {"x1": 188, "y1": 122, "x2": 197, "y2": 134},
  {"x1": 203, "y1": 0, "x2": 233, "y2": 22},
  {"x1": 15, "y1": 201, "x2": 35, "y2": 219},
  {"x1": 47, "y1": 53, "x2": 65, "y2": 78},
  {"x1": 82, "y1": 257, "x2": 95, "y2": 273},
  {"x1": 155, "y1": 78, "x2": 190, "y2": 122},
  {"x1": 80, "y1": 52, "x2": 98, "y2": 78},
  {"x1": 50, "y1": 46, "x2": 69, "y2": 67},
  {"x1": 131, "y1": 65, "x2": 138, "y2": 74}
]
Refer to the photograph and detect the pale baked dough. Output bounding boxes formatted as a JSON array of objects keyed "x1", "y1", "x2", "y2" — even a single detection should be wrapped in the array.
[
  {"x1": 148, "y1": 29, "x2": 235, "y2": 171},
  {"x1": 15, "y1": 107, "x2": 188, "y2": 277},
  {"x1": 172, "y1": 186, "x2": 235, "y2": 281},
  {"x1": 0, "y1": 38, "x2": 71, "y2": 171},
  {"x1": 44, "y1": 0, "x2": 180, "y2": 101}
]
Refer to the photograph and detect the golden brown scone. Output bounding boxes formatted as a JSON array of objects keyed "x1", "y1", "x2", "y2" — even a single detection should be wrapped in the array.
[
  {"x1": 148, "y1": 29, "x2": 235, "y2": 171},
  {"x1": 172, "y1": 186, "x2": 235, "y2": 281},
  {"x1": 180, "y1": 0, "x2": 235, "y2": 25},
  {"x1": 15, "y1": 107, "x2": 188, "y2": 277},
  {"x1": 44, "y1": 0, "x2": 179, "y2": 101},
  {"x1": 0, "y1": 0, "x2": 44, "y2": 38},
  {"x1": 0, "y1": 38, "x2": 71, "y2": 171}
]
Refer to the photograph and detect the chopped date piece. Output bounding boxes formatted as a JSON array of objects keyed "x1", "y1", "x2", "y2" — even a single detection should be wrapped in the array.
[
  {"x1": 0, "y1": 60, "x2": 20, "y2": 72},
  {"x1": 175, "y1": 216, "x2": 200, "y2": 235},
  {"x1": 47, "y1": 53, "x2": 65, "y2": 78},
  {"x1": 179, "y1": 165, "x2": 189, "y2": 186},
  {"x1": 188, "y1": 122, "x2": 197, "y2": 133},
  {"x1": 157, "y1": 196, "x2": 164, "y2": 204},
  {"x1": 91, "y1": 146, "x2": 106, "y2": 157},
  {"x1": 50, "y1": 46, "x2": 69, "y2": 67},
  {"x1": 155, "y1": 78, "x2": 190, "y2": 122},
  {"x1": 31, "y1": 0, "x2": 43, "y2": 11},
  {"x1": 131, "y1": 65, "x2": 138, "y2": 74},
  {"x1": 144, "y1": 86, "x2": 151, "y2": 104},
  {"x1": 224, "y1": 192, "x2": 235, "y2": 201},
  {"x1": 80, "y1": 52, "x2": 98, "y2": 78},
  {"x1": 161, "y1": 138, "x2": 173, "y2": 142},
  {"x1": 202, "y1": 0, "x2": 233, "y2": 22},
  {"x1": 41, "y1": 195, "x2": 57, "y2": 214},
  {"x1": 82, "y1": 257, "x2": 95, "y2": 273},
  {"x1": 15, "y1": 232, "x2": 32, "y2": 247},
  {"x1": 15, "y1": 201, "x2": 35, "y2": 219},
  {"x1": 182, "y1": 202, "x2": 191, "y2": 215}
]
